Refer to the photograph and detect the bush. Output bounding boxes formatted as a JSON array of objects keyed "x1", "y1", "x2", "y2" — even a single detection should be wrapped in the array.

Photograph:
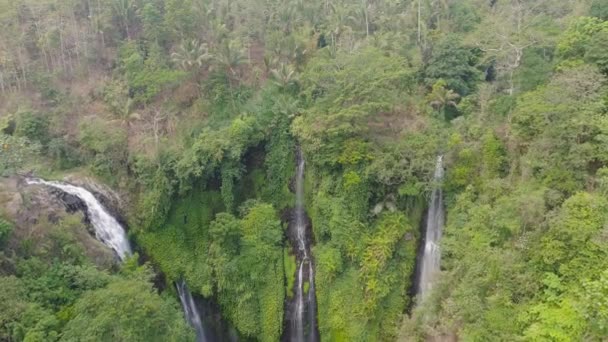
[
  {"x1": 591, "y1": 0, "x2": 608, "y2": 20},
  {"x1": 0, "y1": 218, "x2": 13, "y2": 246},
  {"x1": 47, "y1": 138, "x2": 82, "y2": 170},
  {"x1": 0, "y1": 134, "x2": 41, "y2": 176},
  {"x1": 15, "y1": 111, "x2": 50, "y2": 147}
]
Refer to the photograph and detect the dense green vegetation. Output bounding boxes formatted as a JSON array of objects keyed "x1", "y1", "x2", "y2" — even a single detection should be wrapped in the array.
[
  {"x1": 2, "y1": 0, "x2": 608, "y2": 341},
  {"x1": 0, "y1": 211, "x2": 192, "y2": 341}
]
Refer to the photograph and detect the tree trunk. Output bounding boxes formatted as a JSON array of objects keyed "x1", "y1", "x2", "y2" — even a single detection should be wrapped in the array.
[
  {"x1": 124, "y1": 19, "x2": 130, "y2": 39},
  {"x1": 0, "y1": 71, "x2": 5, "y2": 94},
  {"x1": 17, "y1": 47, "x2": 27, "y2": 89},
  {"x1": 508, "y1": 70, "x2": 514, "y2": 96},
  {"x1": 59, "y1": 20, "x2": 67, "y2": 72},
  {"x1": 364, "y1": 2, "x2": 369, "y2": 37},
  {"x1": 14, "y1": 68, "x2": 21, "y2": 92},
  {"x1": 417, "y1": 0, "x2": 421, "y2": 44}
]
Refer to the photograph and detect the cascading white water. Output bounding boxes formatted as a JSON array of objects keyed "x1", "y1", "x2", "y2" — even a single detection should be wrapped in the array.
[
  {"x1": 177, "y1": 280, "x2": 207, "y2": 342},
  {"x1": 26, "y1": 178, "x2": 207, "y2": 341},
  {"x1": 295, "y1": 261, "x2": 305, "y2": 341},
  {"x1": 294, "y1": 151, "x2": 307, "y2": 341},
  {"x1": 417, "y1": 156, "x2": 445, "y2": 298},
  {"x1": 26, "y1": 178, "x2": 131, "y2": 260},
  {"x1": 292, "y1": 148, "x2": 318, "y2": 342},
  {"x1": 307, "y1": 261, "x2": 317, "y2": 339}
]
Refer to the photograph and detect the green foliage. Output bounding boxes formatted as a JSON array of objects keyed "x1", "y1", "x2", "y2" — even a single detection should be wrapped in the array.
[
  {"x1": 313, "y1": 212, "x2": 418, "y2": 341},
  {"x1": 164, "y1": 0, "x2": 197, "y2": 39},
  {"x1": 61, "y1": 278, "x2": 193, "y2": 341},
  {"x1": 0, "y1": 220, "x2": 191, "y2": 342},
  {"x1": 582, "y1": 269, "x2": 608, "y2": 338},
  {"x1": 174, "y1": 115, "x2": 265, "y2": 191},
  {"x1": 591, "y1": 0, "x2": 608, "y2": 20},
  {"x1": 556, "y1": 17, "x2": 608, "y2": 70},
  {"x1": 295, "y1": 47, "x2": 413, "y2": 166},
  {"x1": 360, "y1": 213, "x2": 412, "y2": 313},
  {"x1": 424, "y1": 37, "x2": 480, "y2": 96},
  {"x1": 2, "y1": 1, "x2": 606, "y2": 341},
  {"x1": 15, "y1": 111, "x2": 50, "y2": 147},
  {"x1": 428, "y1": 49, "x2": 608, "y2": 339},
  {"x1": 0, "y1": 134, "x2": 40, "y2": 176},
  {"x1": 138, "y1": 186, "x2": 223, "y2": 289},
  {"x1": 448, "y1": 1, "x2": 481, "y2": 33},
  {"x1": 0, "y1": 276, "x2": 26, "y2": 340},
  {"x1": 514, "y1": 48, "x2": 554, "y2": 92},
  {"x1": 481, "y1": 131, "x2": 507, "y2": 179},
  {"x1": 136, "y1": 167, "x2": 175, "y2": 231},
  {"x1": 206, "y1": 203, "x2": 285, "y2": 341},
  {"x1": 585, "y1": 30, "x2": 608, "y2": 74},
  {"x1": 426, "y1": 79, "x2": 460, "y2": 121},
  {"x1": 264, "y1": 114, "x2": 295, "y2": 209},
  {"x1": 220, "y1": 161, "x2": 243, "y2": 213},
  {"x1": 284, "y1": 249, "x2": 296, "y2": 298},
  {"x1": 78, "y1": 117, "x2": 127, "y2": 181},
  {"x1": 140, "y1": 2, "x2": 167, "y2": 44},
  {"x1": 47, "y1": 138, "x2": 82, "y2": 170},
  {"x1": 119, "y1": 42, "x2": 185, "y2": 104},
  {"x1": 0, "y1": 218, "x2": 12, "y2": 246},
  {"x1": 511, "y1": 66, "x2": 607, "y2": 195}
]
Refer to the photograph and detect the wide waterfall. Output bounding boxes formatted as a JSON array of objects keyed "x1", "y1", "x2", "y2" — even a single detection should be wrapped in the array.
[
  {"x1": 417, "y1": 156, "x2": 445, "y2": 298},
  {"x1": 290, "y1": 147, "x2": 318, "y2": 342},
  {"x1": 26, "y1": 178, "x2": 208, "y2": 341},
  {"x1": 25, "y1": 178, "x2": 131, "y2": 260}
]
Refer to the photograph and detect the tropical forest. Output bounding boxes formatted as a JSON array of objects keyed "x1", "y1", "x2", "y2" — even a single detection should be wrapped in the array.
[{"x1": 1, "y1": 0, "x2": 608, "y2": 341}]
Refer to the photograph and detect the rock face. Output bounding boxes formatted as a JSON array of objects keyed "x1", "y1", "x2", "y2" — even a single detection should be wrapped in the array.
[
  {"x1": 64, "y1": 176, "x2": 129, "y2": 228},
  {"x1": 0, "y1": 176, "x2": 116, "y2": 268}
]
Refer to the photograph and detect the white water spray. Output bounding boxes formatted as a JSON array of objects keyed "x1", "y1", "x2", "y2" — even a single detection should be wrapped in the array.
[
  {"x1": 26, "y1": 178, "x2": 131, "y2": 260},
  {"x1": 177, "y1": 280, "x2": 207, "y2": 342},
  {"x1": 417, "y1": 156, "x2": 445, "y2": 298},
  {"x1": 292, "y1": 148, "x2": 318, "y2": 342}
]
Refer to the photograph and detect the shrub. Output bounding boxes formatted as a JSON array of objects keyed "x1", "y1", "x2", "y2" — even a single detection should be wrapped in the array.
[{"x1": 0, "y1": 218, "x2": 13, "y2": 246}]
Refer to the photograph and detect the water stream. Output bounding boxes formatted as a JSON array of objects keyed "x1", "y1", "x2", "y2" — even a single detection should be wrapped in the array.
[
  {"x1": 177, "y1": 280, "x2": 207, "y2": 342},
  {"x1": 290, "y1": 148, "x2": 318, "y2": 342},
  {"x1": 26, "y1": 178, "x2": 208, "y2": 341},
  {"x1": 417, "y1": 156, "x2": 445, "y2": 298}
]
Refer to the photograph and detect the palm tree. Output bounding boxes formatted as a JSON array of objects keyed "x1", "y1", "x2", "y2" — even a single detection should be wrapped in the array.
[
  {"x1": 270, "y1": 63, "x2": 298, "y2": 91},
  {"x1": 111, "y1": 0, "x2": 135, "y2": 39},
  {"x1": 328, "y1": 3, "x2": 355, "y2": 52},
  {"x1": 348, "y1": 0, "x2": 373, "y2": 38},
  {"x1": 427, "y1": 80, "x2": 460, "y2": 120},
  {"x1": 171, "y1": 40, "x2": 212, "y2": 71},
  {"x1": 113, "y1": 97, "x2": 140, "y2": 147},
  {"x1": 212, "y1": 39, "x2": 248, "y2": 80}
]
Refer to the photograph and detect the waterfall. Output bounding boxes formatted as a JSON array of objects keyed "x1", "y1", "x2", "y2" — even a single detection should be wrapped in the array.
[
  {"x1": 177, "y1": 280, "x2": 207, "y2": 342},
  {"x1": 26, "y1": 178, "x2": 208, "y2": 341},
  {"x1": 25, "y1": 178, "x2": 131, "y2": 260},
  {"x1": 417, "y1": 156, "x2": 445, "y2": 298},
  {"x1": 290, "y1": 147, "x2": 318, "y2": 342}
]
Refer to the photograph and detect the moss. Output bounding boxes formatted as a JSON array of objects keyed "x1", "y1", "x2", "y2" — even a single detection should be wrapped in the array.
[
  {"x1": 136, "y1": 185, "x2": 224, "y2": 292},
  {"x1": 236, "y1": 167, "x2": 267, "y2": 205},
  {"x1": 284, "y1": 248, "x2": 296, "y2": 298}
]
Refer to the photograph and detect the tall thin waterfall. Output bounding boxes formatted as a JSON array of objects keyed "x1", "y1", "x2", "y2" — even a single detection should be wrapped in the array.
[
  {"x1": 26, "y1": 178, "x2": 131, "y2": 260},
  {"x1": 177, "y1": 280, "x2": 207, "y2": 342},
  {"x1": 417, "y1": 156, "x2": 445, "y2": 298},
  {"x1": 291, "y1": 147, "x2": 318, "y2": 342},
  {"x1": 26, "y1": 178, "x2": 208, "y2": 341}
]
